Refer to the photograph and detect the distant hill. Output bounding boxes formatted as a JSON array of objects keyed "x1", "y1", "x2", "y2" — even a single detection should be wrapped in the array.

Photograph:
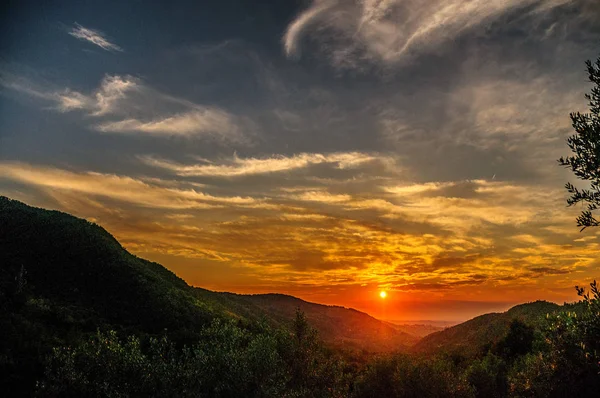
[
  {"x1": 388, "y1": 323, "x2": 444, "y2": 338},
  {"x1": 215, "y1": 293, "x2": 419, "y2": 351},
  {"x1": 413, "y1": 300, "x2": 570, "y2": 356}
]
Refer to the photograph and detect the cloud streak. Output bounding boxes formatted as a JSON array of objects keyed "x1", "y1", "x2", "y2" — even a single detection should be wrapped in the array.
[
  {"x1": 96, "y1": 109, "x2": 245, "y2": 141},
  {"x1": 284, "y1": 0, "x2": 574, "y2": 68},
  {"x1": 55, "y1": 75, "x2": 139, "y2": 114},
  {"x1": 2, "y1": 74, "x2": 249, "y2": 143},
  {"x1": 0, "y1": 162, "x2": 260, "y2": 210},
  {"x1": 141, "y1": 152, "x2": 382, "y2": 177},
  {"x1": 68, "y1": 23, "x2": 123, "y2": 52}
]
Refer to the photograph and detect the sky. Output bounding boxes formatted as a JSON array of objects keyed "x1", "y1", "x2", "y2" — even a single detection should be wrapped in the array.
[{"x1": 1, "y1": 0, "x2": 600, "y2": 322}]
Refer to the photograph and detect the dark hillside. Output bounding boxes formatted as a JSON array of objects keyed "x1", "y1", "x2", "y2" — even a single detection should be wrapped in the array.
[
  {"x1": 0, "y1": 196, "x2": 418, "y2": 393},
  {"x1": 218, "y1": 292, "x2": 419, "y2": 351},
  {"x1": 0, "y1": 197, "x2": 224, "y2": 393},
  {"x1": 0, "y1": 196, "x2": 215, "y2": 337},
  {"x1": 414, "y1": 300, "x2": 563, "y2": 356}
]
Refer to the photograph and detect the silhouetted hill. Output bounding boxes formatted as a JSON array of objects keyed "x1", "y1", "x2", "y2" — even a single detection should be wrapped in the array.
[
  {"x1": 214, "y1": 292, "x2": 419, "y2": 351},
  {"x1": 15, "y1": 195, "x2": 598, "y2": 395},
  {"x1": 413, "y1": 300, "x2": 568, "y2": 356},
  {"x1": 0, "y1": 196, "x2": 218, "y2": 340},
  {"x1": 0, "y1": 196, "x2": 415, "y2": 353},
  {"x1": 1, "y1": 196, "x2": 423, "y2": 392},
  {"x1": 2, "y1": 196, "x2": 597, "y2": 396}
]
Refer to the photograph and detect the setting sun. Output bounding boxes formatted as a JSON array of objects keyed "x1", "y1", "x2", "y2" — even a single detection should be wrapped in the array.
[{"x1": 379, "y1": 291, "x2": 387, "y2": 299}]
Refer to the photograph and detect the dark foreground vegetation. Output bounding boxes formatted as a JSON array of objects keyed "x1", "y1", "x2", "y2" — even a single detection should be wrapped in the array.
[{"x1": 1, "y1": 196, "x2": 599, "y2": 397}]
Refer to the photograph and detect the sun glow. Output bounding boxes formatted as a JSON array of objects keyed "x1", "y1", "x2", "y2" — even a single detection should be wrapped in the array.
[{"x1": 379, "y1": 290, "x2": 387, "y2": 299}]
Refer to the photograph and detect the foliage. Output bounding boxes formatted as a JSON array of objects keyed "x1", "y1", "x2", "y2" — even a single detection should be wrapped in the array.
[
  {"x1": 36, "y1": 312, "x2": 353, "y2": 397},
  {"x1": 559, "y1": 55, "x2": 600, "y2": 229},
  {"x1": 352, "y1": 354, "x2": 473, "y2": 398},
  {"x1": 493, "y1": 319, "x2": 535, "y2": 361},
  {"x1": 509, "y1": 281, "x2": 600, "y2": 397},
  {"x1": 38, "y1": 322, "x2": 289, "y2": 397},
  {"x1": 279, "y1": 309, "x2": 351, "y2": 397},
  {"x1": 466, "y1": 354, "x2": 508, "y2": 398}
]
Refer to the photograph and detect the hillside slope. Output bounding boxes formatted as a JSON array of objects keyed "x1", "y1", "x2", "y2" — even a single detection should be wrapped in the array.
[
  {"x1": 0, "y1": 197, "x2": 416, "y2": 347},
  {"x1": 0, "y1": 196, "x2": 217, "y2": 339},
  {"x1": 413, "y1": 300, "x2": 565, "y2": 356},
  {"x1": 0, "y1": 196, "x2": 416, "y2": 357},
  {"x1": 0, "y1": 197, "x2": 423, "y2": 392},
  {"x1": 217, "y1": 292, "x2": 419, "y2": 351}
]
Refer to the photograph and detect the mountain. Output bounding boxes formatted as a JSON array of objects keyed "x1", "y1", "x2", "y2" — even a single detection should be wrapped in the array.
[
  {"x1": 0, "y1": 196, "x2": 219, "y2": 339},
  {"x1": 190, "y1": 288, "x2": 418, "y2": 350},
  {"x1": 0, "y1": 196, "x2": 417, "y2": 392},
  {"x1": 413, "y1": 300, "x2": 567, "y2": 356},
  {"x1": 215, "y1": 292, "x2": 419, "y2": 351}
]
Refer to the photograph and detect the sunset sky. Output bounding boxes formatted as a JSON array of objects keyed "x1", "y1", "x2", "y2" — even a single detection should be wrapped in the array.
[{"x1": 1, "y1": 0, "x2": 600, "y2": 322}]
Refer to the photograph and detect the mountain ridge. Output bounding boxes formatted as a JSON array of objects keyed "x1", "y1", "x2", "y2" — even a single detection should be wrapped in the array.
[
  {"x1": 413, "y1": 299, "x2": 576, "y2": 356},
  {"x1": 0, "y1": 196, "x2": 417, "y2": 351}
]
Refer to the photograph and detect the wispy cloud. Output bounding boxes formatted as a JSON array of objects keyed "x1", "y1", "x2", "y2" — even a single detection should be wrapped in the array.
[
  {"x1": 283, "y1": 0, "x2": 337, "y2": 58},
  {"x1": 0, "y1": 73, "x2": 137, "y2": 114},
  {"x1": 447, "y1": 75, "x2": 585, "y2": 150},
  {"x1": 68, "y1": 23, "x2": 123, "y2": 52},
  {"x1": 1, "y1": 73, "x2": 249, "y2": 143},
  {"x1": 96, "y1": 109, "x2": 245, "y2": 141},
  {"x1": 141, "y1": 152, "x2": 381, "y2": 177},
  {"x1": 284, "y1": 0, "x2": 574, "y2": 68},
  {"x1": 0, "y1": 162, "x2": 259, "y2": 210},
  {"x1": 54, "y1": 75, "x2": 139, "y2": 114}
]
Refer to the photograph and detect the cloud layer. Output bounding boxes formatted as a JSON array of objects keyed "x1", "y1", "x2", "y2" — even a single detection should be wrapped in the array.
[{"x1": 2, "y1": 153, "x2": 596, "y2": 313}]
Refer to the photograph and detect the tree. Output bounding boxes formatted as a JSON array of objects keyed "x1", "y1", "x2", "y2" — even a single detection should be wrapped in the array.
[
  {"x1": 465, "y1": 354, "x2": 507, "y2": 398},
  {"x1": 559, "y1": 55, "x2": 600, "y2": 229},
  {"x1": 352, "y1": 355, "x2": 474, "y2": 398},
  {"x1": 494, "y1": 319, "x2": 535, "y2": 360},
  {"x1": 509, "y1": 281, "x2": 600, "y2": 396}
]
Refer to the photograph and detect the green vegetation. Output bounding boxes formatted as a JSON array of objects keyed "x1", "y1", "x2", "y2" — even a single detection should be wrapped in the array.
[
  {"x1": 559, "y1": 54, "x2": 600, "y2": 229},
  {"x1": 37, "y1": 315, "x2": 348, "y2": 397},
  {"x1": 414, "y1": 301, "x2": 562, "y2": 357},
  {"x1": 223, "y1": 293, "x2": 418, "y2": 351},
  {"x1": 2, "y1": 196, "x2": 599, "y2": 396}
]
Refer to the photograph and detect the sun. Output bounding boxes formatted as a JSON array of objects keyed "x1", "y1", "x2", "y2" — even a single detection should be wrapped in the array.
[{"x1": 379, "y1": 290, "x2": 387, "y2": 299}]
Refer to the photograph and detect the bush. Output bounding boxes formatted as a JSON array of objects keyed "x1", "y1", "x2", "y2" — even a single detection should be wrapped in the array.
[
  {"x1": 508, "y1": 281, "x2": 600, "y2": 397},
  {"x1": 38, "y1": 321, "x2": 288, "y2": 397},
  {"x1": 353, "y1": 354, "x2": 474, "y2": 398}
]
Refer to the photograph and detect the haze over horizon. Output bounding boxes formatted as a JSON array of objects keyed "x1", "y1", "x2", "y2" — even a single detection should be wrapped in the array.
[{"x1": 1, "y1": 0, "x2": 600, "y2": 322}]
